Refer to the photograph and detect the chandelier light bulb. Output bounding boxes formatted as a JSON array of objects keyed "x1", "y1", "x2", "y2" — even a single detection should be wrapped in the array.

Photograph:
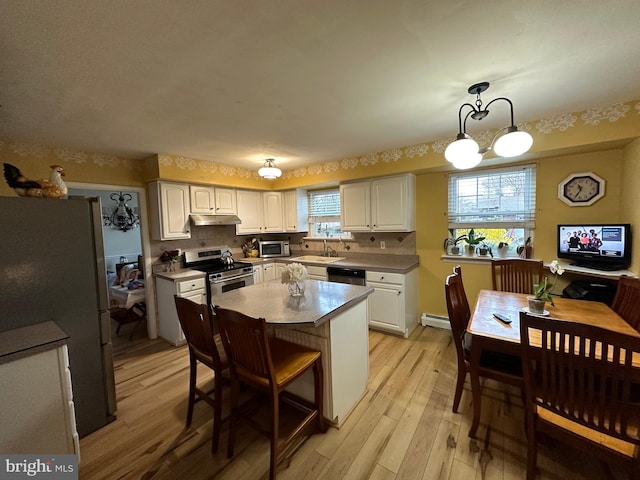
[
  {"x1": 444, "y1": 135, "x2": 479, "y2": 163},
  {"x1": 493, "y1": 128, "x2": 533, "y2": 157}
]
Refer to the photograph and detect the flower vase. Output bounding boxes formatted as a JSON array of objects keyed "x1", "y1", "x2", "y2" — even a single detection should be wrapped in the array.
[
  {"x1": 527, "y1": 297, "x2": 546, "y2": 314},
  {"x1": 165, "y1": 261, "x2": 174, "y2": 272},
  {"x1": 288, "y1": 280, "x2": 306, "y2": 297}
]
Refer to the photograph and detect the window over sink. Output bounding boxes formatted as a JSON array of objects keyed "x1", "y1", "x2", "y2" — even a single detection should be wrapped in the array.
[{"x1": 307, "y1": 188, "x2": 352, "y2": 240}]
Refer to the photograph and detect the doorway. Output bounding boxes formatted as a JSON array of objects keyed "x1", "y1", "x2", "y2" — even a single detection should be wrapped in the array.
[{"x1": 67, "y1": 182, "x2": 156, "y2": 340}]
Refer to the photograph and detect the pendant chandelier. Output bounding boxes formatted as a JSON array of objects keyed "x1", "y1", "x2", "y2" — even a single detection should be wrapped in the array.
[
  {"x1": 103, "y1": 192, "x2": 140, "y2": 232},
  {"x1": 444, "y1": 82, "x2": 533, "y2": 169},
  {"x1": 258, "y1": 158, "x2": 282, "y2": 179}
]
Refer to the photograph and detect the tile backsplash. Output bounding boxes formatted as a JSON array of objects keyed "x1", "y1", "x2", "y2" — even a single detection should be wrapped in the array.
[{"x1": 150, "y1": 225, "x2": 416, "y2": 264}]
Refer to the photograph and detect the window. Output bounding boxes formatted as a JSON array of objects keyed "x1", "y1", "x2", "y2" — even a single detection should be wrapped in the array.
[
  {"x1": 447, "y1": 165, "x2": 536, "y2": 254},
  {"x1": 307, "y1": 188, "x2": 350, "y2": 239}
]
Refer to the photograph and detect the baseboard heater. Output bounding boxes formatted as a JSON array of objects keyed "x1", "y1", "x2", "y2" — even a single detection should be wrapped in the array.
[{"x1": 421, "y1": 313, "x2": 451, "y2": 330}]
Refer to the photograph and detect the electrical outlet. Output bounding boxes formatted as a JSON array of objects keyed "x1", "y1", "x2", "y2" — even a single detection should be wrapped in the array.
[{"x1": 380, "y1": 241, "x2": 386, "y2": 249}]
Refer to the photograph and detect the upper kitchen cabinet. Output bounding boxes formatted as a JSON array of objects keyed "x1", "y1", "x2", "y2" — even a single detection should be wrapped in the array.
[
  {"x1": 214, "y1": 187, "x2": 237, "y2": 215},
  {"x1": 283, "y1": 189, "x2": 309, "y2": 232},
  {"x1": 340, "y1": 174, "x2": 415, "y2": 232},
  {"x1": 149, "y1": 181, "x2": 191, "y2": 240},
  {"x1": 236, "y1": 190, "x2": 284, "y2": 234},
  {"x1": 189, "y1": 186, "x2": 237, "y2": 215}
]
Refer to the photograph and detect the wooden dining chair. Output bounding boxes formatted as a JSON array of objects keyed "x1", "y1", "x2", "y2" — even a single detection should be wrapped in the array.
[
  {"x1": 491, "y1": 258, "x2": 544, "y2": 294},
  {"x1": 214, "y1": 305, "x2": 325, "y2": 480},
  {"x1": 611, "y1": 275, "x2": 640, "y2": 332},
  {"x1": 519, "y1": 312, "x2": 640, "y2": 480},
  {"x1": 445, "y1": 266, "x2": 523, "y2": 414},
  {"x1": 174, "y1": 296, "x2": 229, "y2": 453}
]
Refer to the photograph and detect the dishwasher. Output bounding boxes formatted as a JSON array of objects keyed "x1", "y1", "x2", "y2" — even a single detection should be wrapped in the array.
[{"x1": 326, "y1": 267, "x2": 366, "y2": 286}]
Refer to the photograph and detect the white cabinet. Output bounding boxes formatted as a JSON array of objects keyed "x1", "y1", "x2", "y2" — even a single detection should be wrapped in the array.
[
  {"x1": 214, "y1": 187, "x2": 237, "y2": 214},
  {"x1": 252, "y1": 264, "x2": 264, "y2": 284},
  {"x1": 263, "y1": 191, "x2": 284, "y2": 232},
  {"x1": 275, "y1": 262, "x2": 285, "y2": 280},
  {"x1": 340, "y1": 174, "x2": 415, "y2": 232},
  {"x1": 149, "y1": 181, "x2": 191, "y2": 240},
  {"x1": 306, "y1": 265, "x2": 327, "y2": 281},
  {"x1": 263, "y1": 262, "x2": 277, "y2": 282},
  {"x1": 190, "y1": 186, "x2": 237, "y2": 215},
  {"x1": 0, "y1": 330, "x2": 79, "y2": 454},
  {"x1": 283, "y1": 189, "x2": 309, "y2": 232},
  {"x1": 190, "y1": 185, "x2": 216, "y2": 214},
  {"x1": 236, "y1": 190, "x2": 284, "y2": 234},
  {"x1": 366, "y1": 268, "x2": 418, "y2": 338},
  {"x1": 236, "y1": 190, "x2": 263, "y2": 234},
  {"x1": 156, "y1": 275, "x2": 207, "y2": 346}
]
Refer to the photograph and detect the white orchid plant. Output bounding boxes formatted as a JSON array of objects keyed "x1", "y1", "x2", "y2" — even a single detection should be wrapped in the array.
[
  {"x1": 534, "y1": 260, "x2": 565, "y2": 305},
  {"x1": 281, "y1": 263, "x2": 308, "y2": 284}
]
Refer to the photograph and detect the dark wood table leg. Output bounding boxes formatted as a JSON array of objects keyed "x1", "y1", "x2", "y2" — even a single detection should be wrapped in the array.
[{"x1": 468, "y1": 336, "x2": 483, "y2": 438}]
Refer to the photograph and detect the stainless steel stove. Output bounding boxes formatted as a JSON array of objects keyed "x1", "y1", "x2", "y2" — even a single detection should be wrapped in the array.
[{"x1": 183, "y1": 246, "x2": 254, "y2": 303}]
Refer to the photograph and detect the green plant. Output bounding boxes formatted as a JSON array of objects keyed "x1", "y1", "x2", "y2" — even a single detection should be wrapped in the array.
[
  {"x1": 533, "y1": 260, "x2": 565, "y2": 305},
  {"x1": 463, "y1": 229, "x2": 486, "y2": 246},
  {"x1": 443, "y1": 228, "x2": 467, "y2": 250},
  {"x1": 480, "y1": 242, "x2": 493, "y2": 257}
]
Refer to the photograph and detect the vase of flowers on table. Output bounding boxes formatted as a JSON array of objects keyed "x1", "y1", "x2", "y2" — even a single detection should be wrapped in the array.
[
  {"x1": 528, "y1": 260, "x2": 565, "y2": 314},
  {"x1": 281, "y1": 262, "x2": 308, "y2": 297}
]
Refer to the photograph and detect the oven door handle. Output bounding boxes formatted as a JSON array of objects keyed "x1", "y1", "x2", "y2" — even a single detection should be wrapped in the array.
[{"x1": 211, "y1": 273, "x2": 253, "y2": 283}]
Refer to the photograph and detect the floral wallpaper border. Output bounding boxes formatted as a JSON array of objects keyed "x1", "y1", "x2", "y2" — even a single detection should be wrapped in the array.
[{"x1": 1, "y1": 100, "x2": 638, "y2": 181}]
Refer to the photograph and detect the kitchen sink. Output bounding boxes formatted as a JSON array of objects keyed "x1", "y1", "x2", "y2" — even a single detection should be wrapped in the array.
[{"x1": 292, "y1": 255, "x2": 346, "y2": 263}]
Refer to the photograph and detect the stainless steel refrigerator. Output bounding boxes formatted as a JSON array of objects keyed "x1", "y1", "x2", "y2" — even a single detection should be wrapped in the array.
[{"x1": 0, "y1": 196, "x2": 117, "y2": 437}]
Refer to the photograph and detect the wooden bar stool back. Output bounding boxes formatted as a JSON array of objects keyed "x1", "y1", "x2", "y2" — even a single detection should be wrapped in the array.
[
  {"x1": 491, "y1": 258, "x2": 544, "y2": 294},
  {"x1": 214, "y1": 305, "x2": 324, "y2": 480},
  {"x1": 611, "y1": 275, "x2": 640, "y2": 332},
  {"x1": 174, "y1": 296, "x2": 229, "y2": 453}
]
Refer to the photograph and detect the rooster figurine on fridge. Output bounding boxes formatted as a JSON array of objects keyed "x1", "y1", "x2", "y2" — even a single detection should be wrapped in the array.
[{"x1": 3, "y1": 163, "x2": 68, "y2": 199}]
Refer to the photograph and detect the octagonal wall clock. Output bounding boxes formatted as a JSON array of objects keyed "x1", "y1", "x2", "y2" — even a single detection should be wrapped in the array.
[{"x1": 557, "y1": 172, "x2": 606, "y2": 206}]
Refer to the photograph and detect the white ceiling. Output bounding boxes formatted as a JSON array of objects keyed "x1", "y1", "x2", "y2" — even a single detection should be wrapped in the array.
[{"x1": 1, "y1": 0, "x2": 639, "y2": 172}]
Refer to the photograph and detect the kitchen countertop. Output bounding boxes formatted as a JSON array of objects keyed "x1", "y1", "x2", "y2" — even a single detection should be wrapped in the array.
[
  {"x1": 153, "y1": 269, "x2": 207, "y2": 281},
  {"x1": 0, "y1": 321, "x2": 69, "y2": 365},
  {"x1": 213, "y1": 279, "x2": 374, "y2": 326},
  {"x1": 238, "y1": 252, "x2": 419, "y2": 273}
]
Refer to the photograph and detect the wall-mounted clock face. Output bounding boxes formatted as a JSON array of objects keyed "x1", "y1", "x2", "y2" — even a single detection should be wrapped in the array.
[{"x1": 557, "y1": 172, "x2": 605, "y2": 206}]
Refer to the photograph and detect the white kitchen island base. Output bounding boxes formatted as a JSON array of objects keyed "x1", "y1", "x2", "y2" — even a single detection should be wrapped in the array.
[
  {"x1": 212, "y1": 279, "x2": 373, "y2": 427},
  {"x1": 273, "y1": 298, "x2": 369, "y2": 426}
]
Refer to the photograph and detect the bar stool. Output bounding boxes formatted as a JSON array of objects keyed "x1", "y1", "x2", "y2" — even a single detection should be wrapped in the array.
[
  {"x1": 174, "y1": 296, "x2": 229, "y2": 453},
  {"x1": 214, "y1": 305, "x2": 325, "y2": 480}
]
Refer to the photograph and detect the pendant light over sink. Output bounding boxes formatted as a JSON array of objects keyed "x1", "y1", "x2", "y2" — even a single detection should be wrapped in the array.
[
  {"x1": 258, "y1": 158, "x2": 282, "y2": 179},
  {"x1": 444, "y1": 82, "x2": 533, "y2": 169}
]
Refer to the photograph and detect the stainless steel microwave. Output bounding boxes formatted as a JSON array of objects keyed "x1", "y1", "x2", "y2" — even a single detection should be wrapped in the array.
[{"x1": 259, "y1": 240, "x2": 290, "y2": 258}]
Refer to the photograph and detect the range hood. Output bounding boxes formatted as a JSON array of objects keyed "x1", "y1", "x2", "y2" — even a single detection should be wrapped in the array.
[{"x1": 190, "y1": 214, "x2": 242, "y2": 226}]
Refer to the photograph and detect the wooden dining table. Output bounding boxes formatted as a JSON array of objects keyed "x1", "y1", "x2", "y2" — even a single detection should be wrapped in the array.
[{"x1": 466, "y1": 289, "x2": 640, "y2": 438}]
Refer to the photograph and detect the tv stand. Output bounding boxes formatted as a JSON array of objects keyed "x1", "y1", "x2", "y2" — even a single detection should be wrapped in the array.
[
  {"x1": 549, "y1": 261, "x2": 637, "y2": 279},
  {"x1": 571, "y1": 262, "x2": 626, "y2": 272}
]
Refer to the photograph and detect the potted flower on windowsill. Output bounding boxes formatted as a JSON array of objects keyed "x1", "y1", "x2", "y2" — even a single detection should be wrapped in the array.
[
  {"x1": 497, "y1": 242, "x2": 509, "y2": 258},
  {"x1": 463, "y1": 229, "x2": 486, "y2": 256},
  {"x1": 443, "y1": 229, "x2": 467, "y2": 255},
  {"x1": 528, "y1": 260, "x2": 565, "y2": 314}
]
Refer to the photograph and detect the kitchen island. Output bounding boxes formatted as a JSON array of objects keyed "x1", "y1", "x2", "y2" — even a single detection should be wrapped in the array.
[{"x1": 213, "y1": 279, "x2": 373, "y2": 426}]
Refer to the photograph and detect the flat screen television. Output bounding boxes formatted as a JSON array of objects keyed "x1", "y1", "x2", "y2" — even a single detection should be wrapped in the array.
[{"x1": 557, "y1": 224, "x2": 632, "y2": 271}]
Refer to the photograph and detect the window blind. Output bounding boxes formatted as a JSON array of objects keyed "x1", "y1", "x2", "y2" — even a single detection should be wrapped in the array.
[
  {"x1": 447, "y1": 164, "x2": 536, "y2": 229},
  {"x1": 308, "y1": 189, "x2": 341, "y2": 222}
]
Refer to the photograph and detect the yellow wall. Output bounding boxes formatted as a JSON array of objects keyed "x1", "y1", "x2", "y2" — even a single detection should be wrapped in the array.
[
  {"x1": 416, "y1": 149, "x2": 626, "y2": 317},
  {"x1": 621, "y1": 137, "x2": 640, "y2": 274}
]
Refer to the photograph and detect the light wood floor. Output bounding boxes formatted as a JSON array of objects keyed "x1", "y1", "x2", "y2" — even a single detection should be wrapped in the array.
[{"x1": 78, "y1": 321, "x2": 630, "y2": 480}]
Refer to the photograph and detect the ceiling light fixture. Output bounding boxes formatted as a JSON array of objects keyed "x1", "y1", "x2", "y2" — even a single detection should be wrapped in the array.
[
  {"x1": 258, "y1": 158, "x2": 282, "y2": 179},
  {"x1": 444, "y1": 82, "x2": 533, "y2": 169},
  {"x1": 103, "y1": 192, "x2": 139, "y2": 232}
]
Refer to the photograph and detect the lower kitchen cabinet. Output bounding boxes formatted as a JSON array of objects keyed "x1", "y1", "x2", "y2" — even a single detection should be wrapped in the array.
[
  {"x1": 366, "y1": 268, "x2": 418, "y2": 338},
  {"x1": 306, "y1": 265, "x2": 327, "y2": 281},
  {"x1": 252, "y1": 264, "x2": 264, "y2": 284},
  {"x1": 156, "y1": 275, "x2": 206, "y2": 346}
]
